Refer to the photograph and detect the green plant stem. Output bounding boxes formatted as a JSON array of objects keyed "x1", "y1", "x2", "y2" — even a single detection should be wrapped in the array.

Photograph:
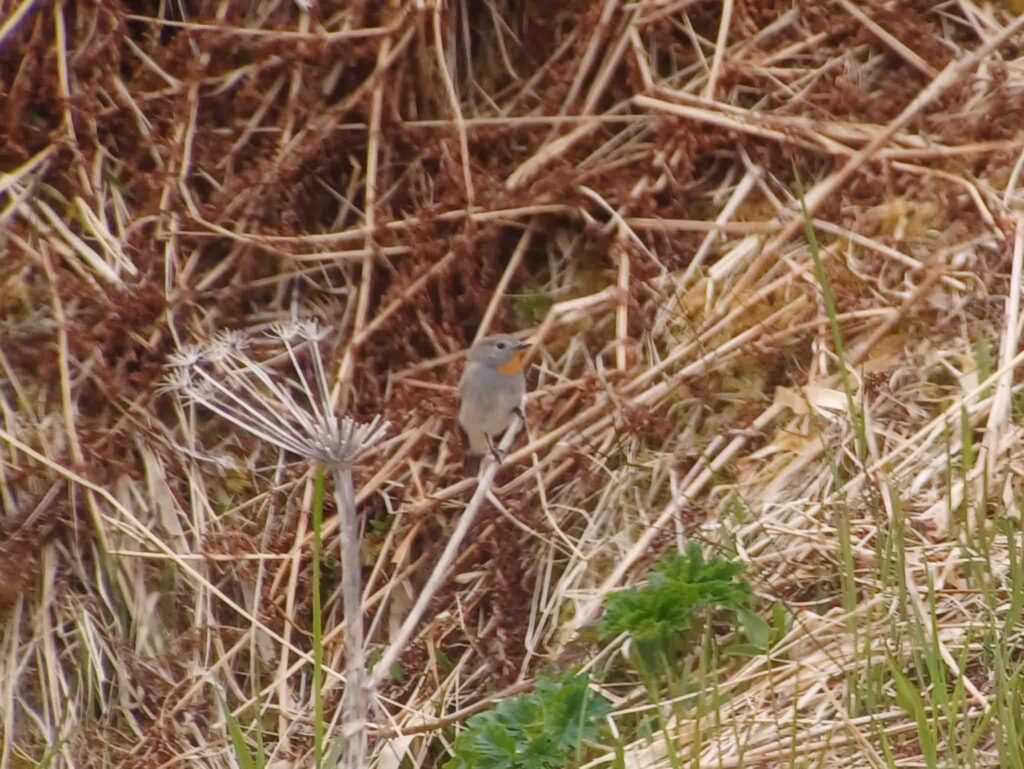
[
  {"x1": 794, "y1": 172, "x2": 866, "y2": 460},
  {"x1": 636, "y1": 648, "x2": 681, "y2": 769}
]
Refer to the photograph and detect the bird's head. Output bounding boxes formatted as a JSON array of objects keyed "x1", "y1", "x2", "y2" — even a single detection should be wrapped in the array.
[{"x1": 468, "y1": 334, "x2": 530, "y2": 374}]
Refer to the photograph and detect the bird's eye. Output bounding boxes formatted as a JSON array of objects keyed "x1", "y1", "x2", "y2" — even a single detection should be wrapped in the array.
[{"x1": 496, "y1": 342, "x2": 506, "y2": 350}]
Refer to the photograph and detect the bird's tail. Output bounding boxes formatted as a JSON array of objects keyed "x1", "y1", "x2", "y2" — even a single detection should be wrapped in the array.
[
  {"x1": 459, "y1": 424, "x2": 486, "y2": 476},
  {"x1": 463, "y1": 454, "x2": 482, "y2": 476}
]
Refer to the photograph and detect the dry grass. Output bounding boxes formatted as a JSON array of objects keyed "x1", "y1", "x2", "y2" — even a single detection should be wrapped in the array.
[{"x1": 3, "y1": 0, "x2": 1024, "y2": 767}]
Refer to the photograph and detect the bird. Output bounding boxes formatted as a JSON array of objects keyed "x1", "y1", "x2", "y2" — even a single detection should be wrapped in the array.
[{"x1": 457, "y1": 334, "x2": 530, "y2": 476}]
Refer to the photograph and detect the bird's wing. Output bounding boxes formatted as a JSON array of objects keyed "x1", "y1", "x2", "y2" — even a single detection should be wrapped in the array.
[{"x1": 458, "y1": 359, "x2": 481, "y2": 396}]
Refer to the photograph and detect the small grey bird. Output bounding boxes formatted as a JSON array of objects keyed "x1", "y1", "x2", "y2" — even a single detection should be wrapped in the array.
[{"x1": 457, "y1": 334, "x2": 530, "y2": 476}]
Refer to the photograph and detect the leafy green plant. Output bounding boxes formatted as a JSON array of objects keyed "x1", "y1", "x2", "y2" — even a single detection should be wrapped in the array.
[
  {"x1": 443, "y1": 671, "x2": 610, "y2": 769},
  {"x1": 599, "y1": 542, "x2": 763, "y2": 769},
  {"x1": 600, "y1": 541, "x2": 762, "y2": 664},
  {"x1": 514, "y1": 291, "x2": 554, "y2": 327}
]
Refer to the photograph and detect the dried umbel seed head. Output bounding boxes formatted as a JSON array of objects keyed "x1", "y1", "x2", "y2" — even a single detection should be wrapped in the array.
[{"x1": 164, "y1": 321, "x2": 389, "y2": 466}]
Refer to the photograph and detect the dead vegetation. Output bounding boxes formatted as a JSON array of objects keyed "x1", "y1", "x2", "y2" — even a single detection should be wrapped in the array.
[{"x1": 3, "y1": 0, "x2": 1024, "y2": 767}]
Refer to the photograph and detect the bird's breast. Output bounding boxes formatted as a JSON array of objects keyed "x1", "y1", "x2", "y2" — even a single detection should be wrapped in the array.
[{"x1": 458, "y1": 365, "x2": 525, "y2": 435}]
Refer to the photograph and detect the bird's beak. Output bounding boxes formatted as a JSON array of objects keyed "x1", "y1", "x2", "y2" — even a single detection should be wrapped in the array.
[{"x1": 515, "y1": 341, "x2": 530, "y2": 350}]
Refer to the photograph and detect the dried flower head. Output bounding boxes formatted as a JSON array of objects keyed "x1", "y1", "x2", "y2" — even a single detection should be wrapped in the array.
[{"x1": 165, "y1": 322, "x2": 388, "y2": 466}]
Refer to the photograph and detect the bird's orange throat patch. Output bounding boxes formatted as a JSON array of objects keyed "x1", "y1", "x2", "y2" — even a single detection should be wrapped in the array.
[{"x1": 497, "y1": 350, "x2": 526, "y2": 375}]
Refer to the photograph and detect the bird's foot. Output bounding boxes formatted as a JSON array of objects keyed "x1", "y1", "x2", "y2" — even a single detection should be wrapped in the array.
[{"x1": 485, "y1": 435, "x2": 506, "y2": 465}]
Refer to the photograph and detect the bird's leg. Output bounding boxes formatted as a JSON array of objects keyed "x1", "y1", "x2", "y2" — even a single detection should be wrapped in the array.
[
  {"x1": 485, "y1": 434, "x2": 505, "y2": 465},
  {"x1": 512, "y1": 405, "x2": 526, "y2": 422}
]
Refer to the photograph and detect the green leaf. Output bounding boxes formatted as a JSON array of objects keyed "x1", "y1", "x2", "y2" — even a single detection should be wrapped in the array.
[
  {"x1": 771, "y1": 601, "x2": 789, "y2": 639},
  {"x1": 890, "y1": 662, "x2": 919, "y2": 717},
  {"x1": 723, "y1": 642, "x2": 764, "y2": 658},
  {"x1": 390, "y1": 662, "x2": 407, "y2": 683},
  {"x1": 975, "y1": 333, "x2": 993, "y2": 399},
  {"x1": 323, "y1": 737, "x2": 345, "y2": 769},
  {"x1": 736, "y1": 607, "x2": 770, "y2": 649},
  {"x1": 369, "y1": 516, "x2": 393, "y2": 533},
  {"x1": 514, "y1": 292, "x2": 553, "y2": 327},
  {"x1": 443, "y1": 671, "x2": 609, "y2": 769},
  {"x1": 889, "y1": 659, "x2": 937, "y2": 768},
  {"x1": 221, "y1": 695, "x2": 259, "y2": 769},
  {"x1": 600, "y1": 543, "x2": 755, "y2": 646},
  {"x1": 436, "y1": 647, "x2": 455, "y2": 674}
]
